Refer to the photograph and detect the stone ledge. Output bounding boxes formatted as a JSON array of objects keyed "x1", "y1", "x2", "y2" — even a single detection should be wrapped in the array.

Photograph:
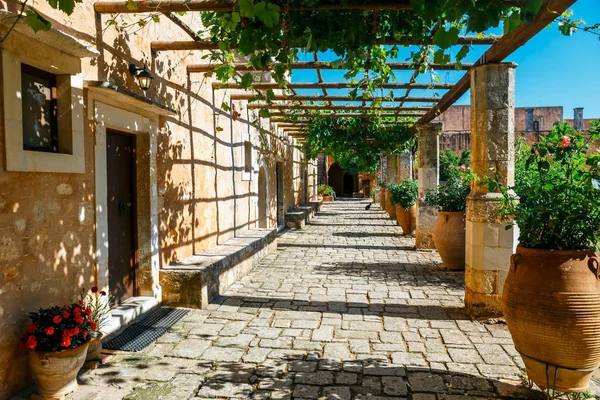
[
  {"x1": 308, "y1": 200, "x2": 323, "y2": 212},
  {"x1": 160, "y1": 228, "x2": 277, "y2": 308}
]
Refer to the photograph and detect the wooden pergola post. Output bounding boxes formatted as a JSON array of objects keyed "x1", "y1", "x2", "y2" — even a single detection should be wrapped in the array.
[
  {"x1": 416, "y1": 122, "x2": 442, "y2": 249},
  {"x1": 465, "y1": 63, "x2": 517, "y2": 319}
]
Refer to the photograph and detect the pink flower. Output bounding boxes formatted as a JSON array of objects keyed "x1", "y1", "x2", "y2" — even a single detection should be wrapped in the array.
[
  {"x1": 559, "y1": 135, "x2": 571, "y2": 148},
  {"x1": 458, "y1": 165, "x2": 467, "y2": 172},
  {"x1": 419, "y1": 190, "x2": 424, "y2": 196}
]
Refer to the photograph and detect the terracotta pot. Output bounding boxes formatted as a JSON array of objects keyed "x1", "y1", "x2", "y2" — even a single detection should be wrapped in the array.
[
  {"x1": 431, "y1": 211, "x2": 465, "y2": 270},
  {"x1": 322, "y1": 196, "x2": 334, "y2": 202},
  {"x1": 86, "y1": 333, "x2": 103, "y2": 362},
  {"x1": 395, "y1": 204, "x2": 416, "y2": 236},
  {"x1": 503, "y1": 246, "x2": 600, "y2": 393},
  {"x1": 30, "y1": 343, "x2": 89, "y2": 398},
  {"x1": 385, "y1": 191, "x2": 396, "y2": 219},
  {"x1": 379, "y1": 188, "x2": 386, "y2": 209}
]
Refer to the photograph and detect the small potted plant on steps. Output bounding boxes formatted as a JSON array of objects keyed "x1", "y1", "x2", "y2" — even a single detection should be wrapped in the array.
[
  {"x1": 21, "y1": 303, "x2": 94, "y2": 399},
  {"x1": 388, "y1": 179, "x2": 418, "y2": 235},
  {"x1": 318, "y1": 184, "x2": 335, "y2": 202},
  {"x1": 491, "y1": 123, "x2": 600, "y2": 395},
  {"x1": 81, "y1": 287, "x2": 112, "y2": 365},
  {"x1": 422, "y1": 168, "x2": 471, "y2": 270}
]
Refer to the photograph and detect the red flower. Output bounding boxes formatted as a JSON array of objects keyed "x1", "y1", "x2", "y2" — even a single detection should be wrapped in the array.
[
  {"x1": 458, "y1": 165, "x2": 467, "y2": 172},
  {"x1": 559, "y1": 135, "x2": 571, "y2": 148},
  {"x1": 71, "y1": 327, "x2": 80, "y2": 336},
  {"x1": 73, "y1": 307, "x2": 82, "y2": 315},
  {"x1": 100, "y1": 291, "x2": 107, "y2": 296},
  {"x1": 419, "y1": 190, "x2": 424, "y2": 196},
  {"x1": 27, "y1": 323, "x2": 36, "y2": 334},
  {"x1": 60, "y1": 337, "x2": 71, "y2": 348},
  {"x1": 53, "y1": 315, "x2": 62, "y2": 324},
  {"x1": 85, "y1": 308, "x2": 93, "y2": 316},
  {"x1": 91, "y1": 287, "x2": 99, "y2": 293},
  {"x1": 90, "y1": 322, "x2": 97, "y2": 331},
  {"x1": 74, "y1": 315, "x2": 84, "y2": 324},
  {"x1": 45, "y1": 327, "x2": 55, "y2": 336},
  {"x1": 25, "y1": 335, "x2": 37, "y2": 350},
  {"x1": 83, "y1": 330, "x2": 88, "y2": 338},
  {"x1": 63, "y1": 311, "x2": 70, "y2": 319},
  {"x1": 78, "y1": 300, "x2": 84, "y2": 305}
]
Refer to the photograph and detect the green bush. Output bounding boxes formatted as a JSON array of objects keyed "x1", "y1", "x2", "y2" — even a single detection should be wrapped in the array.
[
  {"x1": 318, "y1": 184, "x2": 335, "y2": 197},
  {"x1": 422, "y1": 173, "x2": 471, "y2": 212},
  {"x1": 492, "y1": 122, "x2": 600, "y2": 250},
  {"x1": 440, "y1": 149, "x2": 471, "y2": 181},
  {"x1": 388, "y1": 180, "x2": 418, "y2": 209}
]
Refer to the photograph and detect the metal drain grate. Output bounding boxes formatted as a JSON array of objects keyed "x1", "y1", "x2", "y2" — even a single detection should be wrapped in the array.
[{"x1": 103, "y1": 307, "x2": 189, "y2": 352}]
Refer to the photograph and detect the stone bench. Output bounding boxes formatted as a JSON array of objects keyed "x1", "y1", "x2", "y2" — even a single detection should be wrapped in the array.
[
  {"x1": 285, "y1": 208, "x2": 309, "y2": 229},
  {"x1": 308, "y1": 200, "x2": 323, "y2": 213},
  {"x1": 159, "y1": 228, "x2": 277, "y2": 308}
]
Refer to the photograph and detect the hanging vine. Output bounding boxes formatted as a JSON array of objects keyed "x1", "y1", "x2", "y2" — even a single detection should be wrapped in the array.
[{"x1": 301, "y1": 116, "x2": 414, "y2": 174}]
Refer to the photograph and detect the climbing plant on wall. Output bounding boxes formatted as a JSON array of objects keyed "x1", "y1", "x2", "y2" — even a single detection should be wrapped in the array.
[{"x1": 302, "y1": 116, "x2": 413, "y2": 174}]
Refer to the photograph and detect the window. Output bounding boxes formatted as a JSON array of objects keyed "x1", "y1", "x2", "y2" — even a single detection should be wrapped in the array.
[
  {"x1": 244, "y1": 140, "x2": 252, "y2": 173},
  {"x1": 21, "y1": 64, "x2": 58, "y2": 152}
]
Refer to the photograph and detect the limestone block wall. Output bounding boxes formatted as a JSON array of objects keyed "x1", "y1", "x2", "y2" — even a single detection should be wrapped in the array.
[{"x1": 0, "y1": 2, "x2": 317, "y2": 398}]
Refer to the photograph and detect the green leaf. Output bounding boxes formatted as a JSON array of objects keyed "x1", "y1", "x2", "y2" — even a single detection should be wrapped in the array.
[
  {"x1": 221, "y1": 102, "x2": 230, "y2": 112},
  {"x1": 433, "y1": 49, "x2": 450, "y2": 65},
  {"x1": 410, "y1": 0, "x2": 425, "y2": 12},
  {"x1": 125, "y1": 0, "x2": 138, "y2": 12},
  {"x1": 254, "y1": 1, "x2": 280, "y2": 28},
  {"x1": 152, "y1": 15, "x2": 160, "y2": 23},
  {"x1": 455, "y1": 45, "x2": 469, "y2": 62},
  {"x1": 523, "y1": 0, "x2": 543, "y2": 20},
  {"x1": 259, "y1": 108, "x2": 271, "y2": 118},
  {"x1": 216, "y1": 126, "x2": 224, "y2": 132},
  {"x1": 240, "y1": 72, "x2": 254, "y2": 88},
  {"x1": 504, "y1": 11, "x2": 521, "y2": 34},
  {"x1": 239, "y1": 0, "x2": 255, "y2": 18},
  {"x1": 25, "y1": 10, "x2": 52, "y2": 32}
]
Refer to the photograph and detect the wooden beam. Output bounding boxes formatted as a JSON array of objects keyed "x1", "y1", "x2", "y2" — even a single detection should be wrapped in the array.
[
  {"x1": 414, "y1": 0, "x2": 577, "y2": 131},
  {"x1": 230, "y1": 94, "x2": 439, "y2": 102},
  {"x1": 249, "y1": 104, "x2": 430, "y2": 112},
  {"x1": 95, "y1": 0, "x2": 412, "y2": 14},
  {"x1": 188, "y1": 62, "x2": 471, "y2": 73},
  {"x1": 152, "y1": 36, "x2": 498, "y2": 52},
  {"x1": 213, "y1": 82, "x2": 453, "y2": 90},
  {"x1": 269, "y1": 113, "x2": 422, "y2": 119}
]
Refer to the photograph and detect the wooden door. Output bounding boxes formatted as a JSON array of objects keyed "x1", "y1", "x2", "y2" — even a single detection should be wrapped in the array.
[{"x1": 106, "y1": 130, "x2": 137, "y2": 303}]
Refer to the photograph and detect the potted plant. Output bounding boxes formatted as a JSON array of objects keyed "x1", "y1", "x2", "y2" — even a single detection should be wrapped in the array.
[
  {"x1": 491, "y1": 123, "x2": 600, "y2": 394},
  {"x1": 422, "y1": 168, "x2": 471, "y2": 270},
  {"x1": 81, "y1": 287, "x2": 112, "y2": 362},
  {"x1": 384, "y1": 184, "x2": 397, "y2": 219},
  {"x1": 375, "y1": 173, "x2": 387, "y2": 209},
  {"x1": 388, "y1": 179, "x2": 418, "y2": 235},
  {"x1": 20, "y1": 303, "x2": 94, "y2": 398},
  {"x1": 318, "y1": 184, "x2": 335, "y2": 202}
]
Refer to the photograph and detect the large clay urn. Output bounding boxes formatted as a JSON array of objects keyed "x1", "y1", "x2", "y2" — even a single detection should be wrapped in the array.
[
  {"x1": 30, "y1": 343, "x2": 89, "y2": 398},
  {"x1": 385, "y1": 191, "x2": 396, "y2": 219},
  {"x1": 395, "y1": 204, "x2": 416, "y2": 236},
  {"x1": 431, "y1": 211, "x2": 465, "y2": 270},
  {"x1": 503, "y1": 246, "x2": 600, "y2": 393},
  {"x1": 379, "y1": 188, "x2": 386, "y2": 209}
]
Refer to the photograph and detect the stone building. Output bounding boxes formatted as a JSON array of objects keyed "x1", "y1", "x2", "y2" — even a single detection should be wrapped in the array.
[{"x1": 0, "y1": 3, "x2": 317, "y2": 398}]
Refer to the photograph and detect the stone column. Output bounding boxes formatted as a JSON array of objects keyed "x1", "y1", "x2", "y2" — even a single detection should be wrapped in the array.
[
  {"x1": 385, "y1": 153, "x2": 398, "y2": 184},
  {"x1": 416, "y1": 122, "x2": 441, "y2": 249},
  {"x1": 465, "y1": 63, "x2": 518, "y2": 319},
  {"x1": 398, "y1": 151, "x2": 413, "y2": 180}
]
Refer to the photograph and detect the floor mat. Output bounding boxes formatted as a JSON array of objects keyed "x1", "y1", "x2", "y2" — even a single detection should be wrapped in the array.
[{"x1": 103, "y1": 307, "x2": 189, "y2": 352}]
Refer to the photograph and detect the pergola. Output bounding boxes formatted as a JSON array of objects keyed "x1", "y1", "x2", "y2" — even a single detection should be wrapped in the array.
[
  {"x1": 94, "y1": 0, "x2": 576, "y2": 318},
  {"x1": 93, "y1": 0, "x2": 574, "y2": 137}
]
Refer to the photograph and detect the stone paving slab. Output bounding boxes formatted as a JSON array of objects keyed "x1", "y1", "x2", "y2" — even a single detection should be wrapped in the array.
[{"x1": 26, "y1": 199, "x2": 600, "y2": 399}]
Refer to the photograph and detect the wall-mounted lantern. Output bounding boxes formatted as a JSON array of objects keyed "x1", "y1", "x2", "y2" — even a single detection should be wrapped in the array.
[{"x1": 129, "y1": 64, "x2": 153, "y2": 91}]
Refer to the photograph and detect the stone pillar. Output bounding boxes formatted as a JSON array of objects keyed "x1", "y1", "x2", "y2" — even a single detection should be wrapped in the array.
[
  {"x1": 416, "y1": 122, "x2": 441, "y2": 249},
  {"x1": 465, "y1": 63, "x2": 518, "y2": 319},
  {"x1": 385, "y1": 153, "x2": 398, "y2": 184},
  {"x1": 398, "y1": 151, "x2": 413, "y2": 180}
]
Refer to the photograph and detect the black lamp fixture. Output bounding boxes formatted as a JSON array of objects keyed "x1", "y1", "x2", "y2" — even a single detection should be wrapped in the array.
[{"x1": 129, "y1": 64, "x2": 153, "y2": 91}]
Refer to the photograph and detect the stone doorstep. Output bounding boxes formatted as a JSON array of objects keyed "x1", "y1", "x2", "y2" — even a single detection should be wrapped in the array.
[
  {"x1": 159, "y1": 228, "x2": 278, "y2": 308},
  {"x1": 101, "y1": 296, "x2": 160, "y2": 341}
]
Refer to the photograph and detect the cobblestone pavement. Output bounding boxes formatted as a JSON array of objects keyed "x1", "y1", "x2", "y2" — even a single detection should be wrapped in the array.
[{"x1": 49, "y1": 199, "x2": 558, "y2": 399}]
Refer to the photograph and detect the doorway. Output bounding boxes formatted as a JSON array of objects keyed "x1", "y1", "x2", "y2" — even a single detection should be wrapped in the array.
[
  {"x1": 343, "y1": 173, "x2": 355, "y2": 196},
  {"x1": 302, "y1": 165, "x2": 309, "y2": 204},
  {"x1": 106, "y1": 130, "x2": 137, "y2": 304},
  {"x1": 276, "y1": 162, "x2": 285, "y2": 227},
  {"x1": 258, "y1": 166, "x2": 268, "y2": 228}
]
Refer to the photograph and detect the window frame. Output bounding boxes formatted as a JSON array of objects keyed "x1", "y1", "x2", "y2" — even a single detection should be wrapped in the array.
[{"x1": 241, "y1": 132, "x2": 253, "y2": 181}]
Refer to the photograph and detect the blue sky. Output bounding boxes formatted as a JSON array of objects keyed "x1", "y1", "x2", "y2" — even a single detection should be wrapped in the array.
[{"x1": 290, "y1": 0, "x2": 600, "y2": 118}]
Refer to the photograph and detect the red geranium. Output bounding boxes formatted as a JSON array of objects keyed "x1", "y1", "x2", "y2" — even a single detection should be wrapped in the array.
[
  {"x1": 27, "y1": 323, "x2": 36, "y2": 334},
  {"x1": 83, "y1": 330, "x2": 88, "y2": 338},
  {"x1": 60, "y1": 337, "x2": 71, "y2": 348},
  {"x1": 62, "y1": 311, "x2": 70, "y2": 319},
  {"x1": 53, "y1": 315, "x2": 62, "y2": 324},
  {"x1": 90, "y1": 322, "x2": 97, "y2": 331},
  {"x1": 25, "y1": 335, "x2": 37, "y2": 350},
  {"x1": 73, "y1": 307, "x2": 82, "y2": 315},
  {"x1": 45, "y1": 327, "x2": 55, "y2": 336},
  {"x1": 85, "y1": 308, "x2": 93, "y2": 316},
  {"x1": 100, "y1": 291, "x2": 107, "y2": 296},
  {"x1": 91, "y1": 287, "x2": 98, "y2": 293},
  {"x1": 74, "y1": 314, "x2": 84, "y2": 324}
]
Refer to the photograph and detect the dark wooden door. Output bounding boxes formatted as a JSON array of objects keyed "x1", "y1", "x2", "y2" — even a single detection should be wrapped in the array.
[{"x1": 106, "y1": 130, "x2": 137, "y2": 304}]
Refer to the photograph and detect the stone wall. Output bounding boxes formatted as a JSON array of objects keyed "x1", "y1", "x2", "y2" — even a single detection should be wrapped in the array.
[{"x1": 0, "y1": 2, "x2": 316, "y2": 398}]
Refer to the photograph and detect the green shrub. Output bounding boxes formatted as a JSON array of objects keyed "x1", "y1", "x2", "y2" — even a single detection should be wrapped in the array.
[
  {"x1": 318, "y1": 184, "x2": 335, "y2": 197},
  {"x1": 422, "y1": 173, "x2": 471, "y2": 212},
  {"x1": 388, "y1": 180, "x2": 418, "y2": 209},
  {"x1": 440, "y1": 149, "x2": 471, "y2": 181}
]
